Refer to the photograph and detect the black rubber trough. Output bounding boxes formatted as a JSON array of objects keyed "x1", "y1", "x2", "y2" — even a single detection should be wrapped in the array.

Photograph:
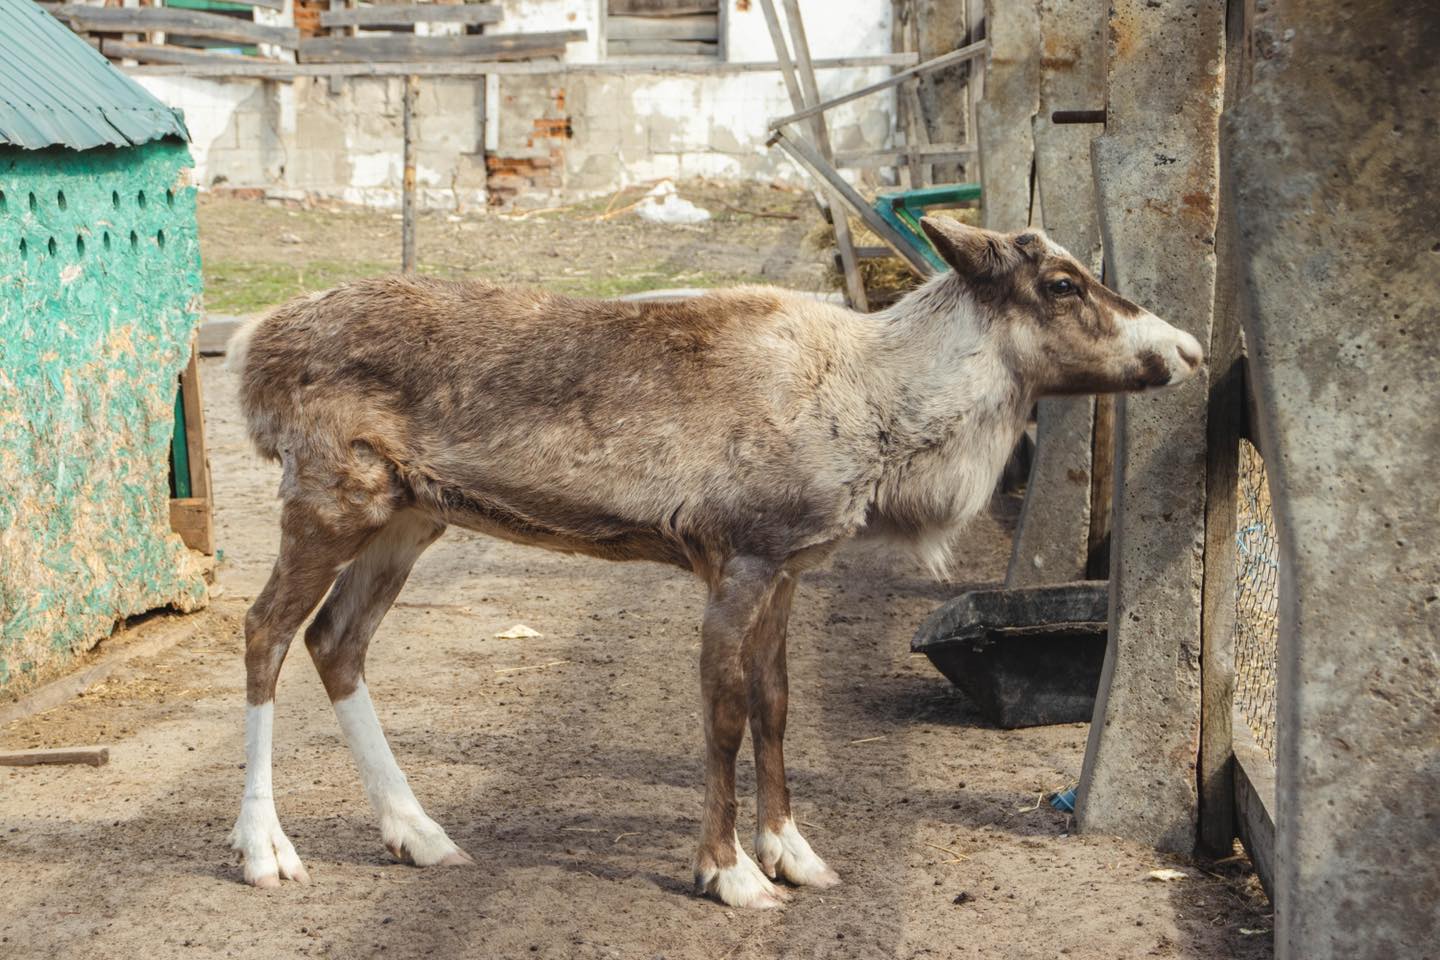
[{"x1": 911, "y1": 582, "x2": 1108, "y2": 729}]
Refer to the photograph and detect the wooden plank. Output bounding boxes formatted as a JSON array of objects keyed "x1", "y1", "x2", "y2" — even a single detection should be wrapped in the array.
[
  {"x1": 1232, "y1": 717, "x2": 1276, "y2": 899},
  {"x1": 0, "y1": 747, "x2": 110, "y2": 768},
  {"x1": 50, "y1": 5, "x2": 299, "y2": 47},
  {"x1": 319, "y1": 3, "x2": 502, "y2": 28},
  {"x1": 1086, "y1": 395, "x2": 1115, "y2": 579},
  {"x1": 834, "y1": 142, "x2": 977, "y2": 167},
  {"x1": 1198, "y1": 195, "x2": 1247, "y2": 859},
  {"x1": 169, "y1": 498, "x2": 214, "y2": 555},
  {"x1": 769, "y1": 40, "x2": 989, "y2": 131},
  {"x1": 775, "y1": 0, "x2": 868, "y2": 312},
  {"x1": 758, "y1": 0, "x2": 862, "y2": 309},
  {"x1": 179, "y1": 335, "x2": 210, "y2": 505},
  {"x1": 607, "y1": 14, "x2": 718, "y2": 41},
  {"x1": 607, "y1": 39, "x2": 715, "y2": 57},
  {"x1": 609, "y1": 0, "x2": 717, "y2": 14},
  {"x1": 770, "y1": 128, "x2": 936, "y2": 278},
  {"x1": 123, "y1": 51, "x2": 916, "y2": 77},
  {"x1": 101, "y1": 39, "x2": 277, "y2": 66},
  {"x1": 299, "y1": 30, "x2": 583, "y2": 63}
]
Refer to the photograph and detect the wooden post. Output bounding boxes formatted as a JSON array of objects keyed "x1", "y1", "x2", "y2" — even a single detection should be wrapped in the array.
[
  {"x1": 1085, "y1": 394, "x2": 1114, "y2": 579},
  {"x1": 902, "y1": 4, "x2": 931, "y2": 188},
  {"x1": 1195, "y1": 7, "x2": 1249, "y2": 858},
  {"x1": 1197, "y1": 276, "x2": 1243, "y2": 858},
  {"x1": 401, "y1": 73, "x2": 419, "y2": 273}
]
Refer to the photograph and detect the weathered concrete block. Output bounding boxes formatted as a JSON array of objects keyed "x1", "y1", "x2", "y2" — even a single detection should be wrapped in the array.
[
  {"x1": 1002, "y1": 0, "x2": 1106, "y2": 588},
  {"x1": 913, "y1": 583, "x2": 1108, "y2": 728},
  {"x1": 1225, "y1": 1, "x2": 1440, "y2": 955},
  {"x1": 977, "y1": 0, "x2": 1040, "y2": 232},
  {"x1": 1074, "y1": 0, "x2": 1224, "y2": 854}
]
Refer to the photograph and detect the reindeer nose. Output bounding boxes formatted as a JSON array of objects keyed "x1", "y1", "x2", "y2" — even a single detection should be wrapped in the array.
[{"x1": 1176, "y1": 332, "x2": 1204, "y2": 370}]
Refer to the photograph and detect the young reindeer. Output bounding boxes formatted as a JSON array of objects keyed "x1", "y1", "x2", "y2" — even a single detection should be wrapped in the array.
[{"x1": 227, "y1": 218, "x2": 1202, "y2": 907}]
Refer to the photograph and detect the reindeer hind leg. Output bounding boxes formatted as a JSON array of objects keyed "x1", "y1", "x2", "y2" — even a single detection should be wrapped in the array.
[
  {"x1": 231, "y1": 500, "x2": 380, "y2": 887},
  {"x1": 304, "y1": 508, "x2": 472, "y2": 868}
]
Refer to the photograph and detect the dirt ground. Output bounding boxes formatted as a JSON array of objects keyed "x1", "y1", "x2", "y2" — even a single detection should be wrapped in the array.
[{"x1": 1, "y1": 197, "x2": 1271, "y2": 959}]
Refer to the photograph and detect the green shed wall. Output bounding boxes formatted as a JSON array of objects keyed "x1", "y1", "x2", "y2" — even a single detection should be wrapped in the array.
[{"x1": 0, "y1": 139, "x2": 208, "y2": 691}]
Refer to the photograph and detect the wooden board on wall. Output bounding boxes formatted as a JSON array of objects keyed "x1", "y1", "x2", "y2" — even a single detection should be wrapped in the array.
[
  {"x1": 47, "y1": 5, "x2": 300, "y2": 47},
  {"x1": 319, "y1": 3, "x2": 504, "y2": 28},
  {"x1": 607, "y1": 14, "x2": 718, "y2": 41},
  {"x1": 299, "y1": 30, "x2": 583, "y2": 63},
  {"x1": 169, "y1": 336, "x2": 214, "y2": 556},
  {"x1": 102, "y1": 40, "x2": 277, "y2": 66},
  {"x1": 608, "y1": 0, "x2": 718, "y2": 15}
]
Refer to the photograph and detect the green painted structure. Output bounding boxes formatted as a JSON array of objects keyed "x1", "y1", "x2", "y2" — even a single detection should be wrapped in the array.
[{"x1": 0, "y1": 0, "x2": 207, "y2": 691}]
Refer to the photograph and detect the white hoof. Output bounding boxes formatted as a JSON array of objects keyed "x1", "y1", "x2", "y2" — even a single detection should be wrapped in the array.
[
  {"x1": 756, "y1": 820, "x2": 841, "y2": 889},
  {"x1": 231, "y1": 800, "x2": 310, "y2": 887},
  {"x1": 696, "y1": 836, "x2": 790, "y2": 909},
  {"x1": 380, "y1": 809, "x2": 473, "y2": 867}
]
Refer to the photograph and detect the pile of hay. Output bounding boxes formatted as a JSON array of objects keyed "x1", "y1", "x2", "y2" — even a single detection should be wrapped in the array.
[{"x1": 806, "y1": 205, "x2": 981, "y2": 307}]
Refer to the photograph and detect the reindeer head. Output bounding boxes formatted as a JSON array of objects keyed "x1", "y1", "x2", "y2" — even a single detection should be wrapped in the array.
[{"x1": 920, "y1": 217, "x2": 1203, "y2": 395}]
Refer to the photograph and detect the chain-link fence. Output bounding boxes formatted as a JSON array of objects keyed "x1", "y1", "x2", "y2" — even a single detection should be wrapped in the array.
[{"x1": 1234, "y1": 438, "x2": 1279, "y2": 760}]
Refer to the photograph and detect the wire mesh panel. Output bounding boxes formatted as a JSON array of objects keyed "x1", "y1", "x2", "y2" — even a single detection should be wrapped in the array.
[{"x1": 1234, "y1": 439, "x2": 1279, "y2": 759}]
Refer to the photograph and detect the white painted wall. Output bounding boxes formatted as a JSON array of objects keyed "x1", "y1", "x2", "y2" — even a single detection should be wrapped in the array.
[{"x1": 136, "y1": 0, "x2": 898, "y2": 209}]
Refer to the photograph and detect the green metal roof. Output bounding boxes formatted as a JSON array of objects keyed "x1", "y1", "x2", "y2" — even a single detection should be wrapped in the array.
[{"x1": 0, "y1": 0, "x2": 189, "y2": 151}]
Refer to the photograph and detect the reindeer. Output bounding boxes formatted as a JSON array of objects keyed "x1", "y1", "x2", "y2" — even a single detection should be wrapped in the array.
[{"x1": 226, "y1": 218, "x2": 1202, "y2": 908}]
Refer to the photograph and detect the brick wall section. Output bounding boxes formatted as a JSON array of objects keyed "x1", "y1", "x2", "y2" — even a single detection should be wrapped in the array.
[{"x1": 486, "y1": 86, "x2": 572, "y2": 206}]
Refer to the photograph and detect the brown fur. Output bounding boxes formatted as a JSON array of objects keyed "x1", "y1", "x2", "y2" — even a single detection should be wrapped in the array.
[{"x1": 230, "y1": 217, "x2": 1202, "y2": 903}]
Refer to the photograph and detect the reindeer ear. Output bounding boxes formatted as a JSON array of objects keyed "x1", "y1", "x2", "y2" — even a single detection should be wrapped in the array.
[{"x1": 920, "y1": 217, "x2": 1006, "y2": 279}]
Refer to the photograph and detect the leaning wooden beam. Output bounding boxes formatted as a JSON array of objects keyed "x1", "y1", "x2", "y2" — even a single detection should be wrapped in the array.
[
  {"x1": 778, "y1": 0, "x2": 869, "y2": 312},
  {"x1": 834, "y1": 142, "x2": 977, "y2": 166},
  {"x1": 48, "y1": 5, "x2": 299, "y2": 47},
  {"x1": 299, "y1": 31, "x2": 584, "y2": 64},
  {"x1": 770, "y1": 128, "x2": 936, "y2": 277},
  {"x1": 0, "y1": 746, "x2": 111, "y2": 768},
  {"x1": 768, "y1": 40, "x2": 989, "y2": 131},
  {"x1": 320, "y1": 3, "x2": 502, "y2": 28},
  {"x1": 756, "y1": 0, "x2": 866, "y2": 311},
  {"x1": 102, "y1": 40, "x2": 277, "y2": 67},
  {"x1": 123, "y1": 52, "x2": 917, "y2": 78}
]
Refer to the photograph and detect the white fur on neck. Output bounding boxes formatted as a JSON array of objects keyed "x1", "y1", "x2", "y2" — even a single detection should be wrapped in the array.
[{"x1": 860, "y1": 273, "x2": 1031, "y2": 575}]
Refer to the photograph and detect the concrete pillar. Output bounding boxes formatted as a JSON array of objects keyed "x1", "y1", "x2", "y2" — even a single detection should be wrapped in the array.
[
  {"x1": 1003, "y1": 0, "x2": 1106, "y2": 588},
  {"x1": 975, "y1": 0, "x2": 1038, "y2": 232},
  {"x1": 1074, "y1": 0, "x2": 1224, "y2": 852},
  {"x1": 1224, "y1": 1, "x2": 1440, "y2": 955}
]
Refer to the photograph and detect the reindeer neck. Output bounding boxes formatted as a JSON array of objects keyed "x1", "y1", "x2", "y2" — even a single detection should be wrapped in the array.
[{"x1": 853, "y1": 276, "x2": 1032, "y2": 564}]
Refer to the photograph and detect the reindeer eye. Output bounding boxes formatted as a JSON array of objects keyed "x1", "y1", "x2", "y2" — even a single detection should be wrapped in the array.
[{"x1": 1047, "y1": 278, "x2": 1077, "y2": 297}]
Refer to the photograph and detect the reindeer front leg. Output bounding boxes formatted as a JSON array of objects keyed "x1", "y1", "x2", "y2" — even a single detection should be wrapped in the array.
[
  {"x1": 746, "y1": 574, "x2": 840, "y2": 890},
  {"x1": 693, "y1": 557, "x2": 789, "y2": 909}
]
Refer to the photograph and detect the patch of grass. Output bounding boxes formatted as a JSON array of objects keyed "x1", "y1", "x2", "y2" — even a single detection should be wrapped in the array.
[
  {"x1": 204, "y1": 257, "x2": 772, "y2": 314},
  {"x1": 204, "y1": 259, "x2": 399, "y2": 314}
]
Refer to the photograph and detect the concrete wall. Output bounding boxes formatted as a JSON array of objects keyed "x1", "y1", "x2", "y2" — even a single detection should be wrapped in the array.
[
  {"x1": 1225, "y1": 0, "x2": 1440, "y2": 954},
  {"x1": 136, "y1": 0, "x2": 898, "y2": 209},
  {"x1": 0, "y1": 141, "x2": 209, "y2": 691}
]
